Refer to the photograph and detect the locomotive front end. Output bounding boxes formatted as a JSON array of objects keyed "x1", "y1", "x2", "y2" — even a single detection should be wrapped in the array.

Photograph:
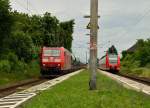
[
  {"x1": 108, "y1": 54, "x2": 120, "y2": 72},
  {"x1": 40, "y1": 47, "x2": 63, "y2": 74}
]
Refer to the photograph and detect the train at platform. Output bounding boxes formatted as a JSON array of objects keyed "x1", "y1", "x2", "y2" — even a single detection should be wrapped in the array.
[
  {"x1": 40, "y1": 47, "x2": 82, "y2": 75},
  {"x1": 98, "y1": 45, "x2": 120, "y2": 72}
]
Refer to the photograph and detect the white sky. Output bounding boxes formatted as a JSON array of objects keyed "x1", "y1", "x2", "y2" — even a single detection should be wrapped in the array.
[{"x1": 10, "y1": 0, "x2": 150, "y2": 62}]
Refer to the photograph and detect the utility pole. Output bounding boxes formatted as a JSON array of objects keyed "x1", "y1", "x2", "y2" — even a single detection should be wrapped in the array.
[{"x1": 89, "y1": 0, "x2": 98, "y2": 90}]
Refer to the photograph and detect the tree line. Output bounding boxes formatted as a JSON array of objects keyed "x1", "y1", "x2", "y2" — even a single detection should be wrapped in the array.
[
  {"x1": 0, "y1": 0, "x2": 74, "y2": 73},
  {"x1": 122, "y1": 39, "x2": 150, "y2": 68}
]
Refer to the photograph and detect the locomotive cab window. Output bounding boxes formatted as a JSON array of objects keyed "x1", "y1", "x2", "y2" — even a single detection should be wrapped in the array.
[
  {"x1": 108, "y1": 54, "x2": 117, "y2": 58},
  {"x1": 108, "y1": 54, "x2": 118, "y2": 63},
  {"x1": 43, "y1": 50, "x2": 60, "y2": 57}
]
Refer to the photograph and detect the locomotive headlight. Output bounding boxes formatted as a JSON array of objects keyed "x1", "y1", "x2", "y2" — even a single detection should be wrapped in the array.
[{"x1": 55, "y1": 59, "x2": 61, "y2": 62}]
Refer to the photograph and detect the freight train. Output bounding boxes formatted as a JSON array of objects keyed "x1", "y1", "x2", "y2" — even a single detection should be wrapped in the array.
[
  {"x1": 40, "y1": 47, "x2": 82, "y2": 75},
  {"x1": 99, "y1": 45, "x2": 120, "y2": 72}
]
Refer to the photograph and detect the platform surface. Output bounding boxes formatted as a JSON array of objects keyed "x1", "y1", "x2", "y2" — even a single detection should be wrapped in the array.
[{"x1": 98, "y1": 70, "x2": 150, "y2": 95}]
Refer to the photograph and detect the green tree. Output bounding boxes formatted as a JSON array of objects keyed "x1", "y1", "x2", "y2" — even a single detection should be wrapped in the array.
[
  {"x1": 29, "y1": 15, "x2": 44, "y2": 46},
  {"x1": 122, "y1": 39, "x2": 150, "y2": 67},
  {"x1": 9, "y1": 31, "x2": 33, "y2": 62},
  {"x1": 0, "y1": 0, "x2": 12, "y2": 55},
  {"x1": 60, "y1": 20, "x2": 74, "y2": 51},
  {"x1": 42, "y1": 12, "x2": 59, "y2": 46}
]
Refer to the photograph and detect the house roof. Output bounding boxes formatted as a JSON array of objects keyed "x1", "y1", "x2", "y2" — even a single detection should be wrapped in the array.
[{"x1": 126, "y1": 43, "x2": 137, "y2": 52}]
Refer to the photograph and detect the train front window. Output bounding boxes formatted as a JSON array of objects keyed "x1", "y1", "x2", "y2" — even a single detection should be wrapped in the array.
[
  {"x1": 44, "y1": 50, "x2": 60, "y2": 57},
  {"x1": 109, "y1": 54, "x2": 118, "y2": 63}
]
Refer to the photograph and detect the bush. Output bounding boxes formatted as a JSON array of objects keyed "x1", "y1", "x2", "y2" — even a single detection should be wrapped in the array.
[
  {"x1": 10, "y1": 31, "x2": 33, "y2": 62},
  {"x1": 13, "y1": 60, "x2": 28, "y2": 73},
  {"x1": 131, "y1": 68, "x2": 144, "y2": 75},
  {"x1": 0, "y1": 60, "x2": 11, "y2": 73},
  {"x1": 0, "y1": 52, "x2": 29, "y2": 73},
  {"x1": 120, "y1": 67, "x2": 132, "y2": 74},
  {"x1": 25, "y1": 60, "x2": 40, "y2": 77},
  {"x1": 7, "y1": 52, "x2": 18, "y2": 63},
  {"x1": 122, "y1": 39, "x2": 150, "y2": 67},
  {"x1": 145, "y1": 63, "x2": 150, "y2": 68},
  {"x1": 140, "y1": 68, "x2": 150, "y2": 77}
]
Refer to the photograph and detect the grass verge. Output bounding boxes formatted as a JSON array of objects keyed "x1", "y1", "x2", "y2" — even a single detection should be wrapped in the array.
[{"x1": 22, "y1": 70, "x2": 150, "y2": 108}]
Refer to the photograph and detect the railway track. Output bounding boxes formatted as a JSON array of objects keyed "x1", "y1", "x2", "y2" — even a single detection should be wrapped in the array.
[
  {"x1": 0, "y1": 77, "x2": 47, "y2": 98},
  {"x1": 0, "y1": 67, "x2": 84, "y2": 98},
  {"x1": 0, "y1": 69, "x2": 84, "y2": 108},
  {"x1": 118, "y1": 73, "x2": 150, "y2": 86}
]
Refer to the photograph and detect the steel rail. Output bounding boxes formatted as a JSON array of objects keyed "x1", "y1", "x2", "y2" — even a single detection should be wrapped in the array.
[
  {"x1": 0, "y1": 66, "x2": 84, "y2": 98},
  {"x1": 118, "y1": 73, "x2": 150, "y2": 86}
]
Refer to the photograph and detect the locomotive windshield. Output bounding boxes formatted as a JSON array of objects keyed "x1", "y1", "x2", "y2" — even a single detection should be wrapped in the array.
[
  {"x1": 108, "y1": 54, "x2": 118, "y2": 64},
  {"x1": 43, "y1": 50, "x2": 60, "y2": 57}
]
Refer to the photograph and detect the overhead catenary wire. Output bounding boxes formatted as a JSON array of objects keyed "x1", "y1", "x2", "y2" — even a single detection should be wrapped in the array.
[
  {"x1": 12, "y1": 0, "x2": 33, "y2": 14},
  {"x1": 133, "y1": 6, "x2": 150, "y2": 26},
  {"x1": 102, "y1": 5, "x2": 150, "y2": 54},
  {"x1": 23, "y1": 0, "x2": 40, "y2": 14},
  {"x1": 12, "y1": 0, "x2": 40, "y2": 15},
  {"x1": 116, "y1": 5, "x2": 150, "y2": 41}
]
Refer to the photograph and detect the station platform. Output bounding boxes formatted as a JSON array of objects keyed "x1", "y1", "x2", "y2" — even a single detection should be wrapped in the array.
[{"x1": 98, "y1": 70, "x2": 150, "y2": 95}]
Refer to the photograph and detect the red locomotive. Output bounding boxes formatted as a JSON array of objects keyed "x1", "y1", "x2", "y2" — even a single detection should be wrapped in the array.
[
  {"x1": 99, "y1": 45, "x2": 120, "y2": 72},
  {"x1": 40, "y1": 47, "x2": 72, "y2": 75}
]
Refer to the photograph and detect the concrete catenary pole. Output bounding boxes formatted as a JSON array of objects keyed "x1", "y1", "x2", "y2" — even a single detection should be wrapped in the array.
[
  {"x1": 89, "y1": 0, "x2": 98, "y2": 90},
  {"x1": 86, "y1": 51, "x2": 87, "y2": 64}
]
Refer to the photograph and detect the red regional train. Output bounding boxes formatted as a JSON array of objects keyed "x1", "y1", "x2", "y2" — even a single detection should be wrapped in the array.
[
  {"x1": 40, "y1": 47, "x2": 72, "y2": 75},
  {"x1": 99, "y1": 52, "x2": 120, "y2": 72}
]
